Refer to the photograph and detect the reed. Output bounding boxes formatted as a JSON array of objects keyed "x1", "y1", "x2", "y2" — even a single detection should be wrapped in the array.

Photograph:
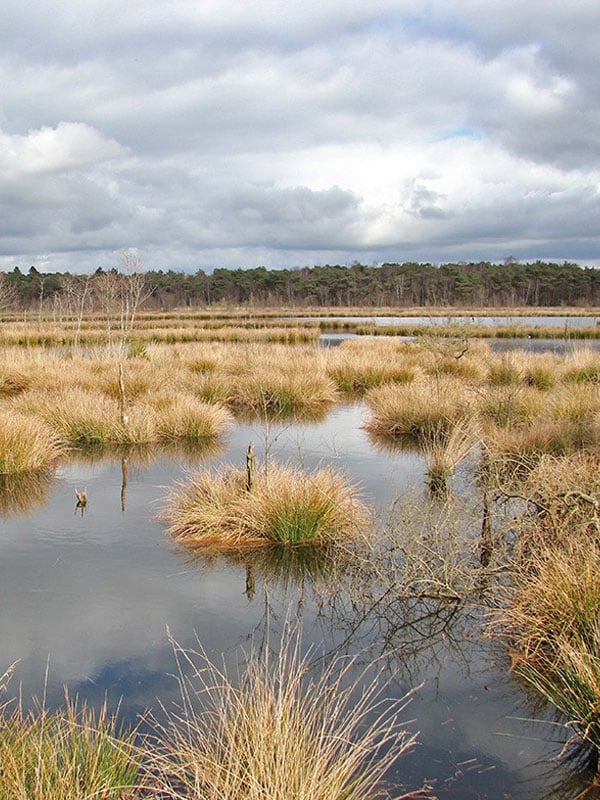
[
  {"x1": 150, "y1": 632, "x2": 421, "y2": 800},
  {"x1": 162, "y1": 463, "x2": 370, "y2": 546},
  {"x1": 0, "y1": 412, "x2": 64, "y2": 474}
]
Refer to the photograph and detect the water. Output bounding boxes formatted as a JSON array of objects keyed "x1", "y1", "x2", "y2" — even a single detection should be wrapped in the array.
[
  {"x1": 320, "y1": 331, "x2": 600, "y2": 353},
  {"x1": 301, "y1": 315, "x2": 600, "y2": 328},
  {"x1": 0, "y1": 404, "x2": 596, "y2": 799}
]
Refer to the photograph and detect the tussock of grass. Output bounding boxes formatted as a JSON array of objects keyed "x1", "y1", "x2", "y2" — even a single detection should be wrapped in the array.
[
  {"x1": 154, "y1": 394, "x2": 233, "y2": 441},
  {"x1": 0, "y1": 370, "x2": 30, "y2": 396},
  {"x1": 326, "y1": 340, "x2": 418, "y2": 393},
  {"x1": 150, "y1": 633, "x2": 420, "y2": 800},
  {"x1": 495, "y1": 452, "x2": 600, "y2": 751},
  {"x1": 0, "y1": 695, "x2": 141, "y2": 799},
  {"x1": 19, "y1": 388, "x2": 159, "y2": 445},
  {"x1": 477, "y1": 386, "x2": 544, "y2": 429},
  {"x1": 364, "y1": 380, "x2": 471, "y2": 440},
  {"x1": 231, "y1": 353, "x2": 338, "y2": 414},
  {"x1": 503, "y1": 537, "x2": 600, "y2": 750},
  {"x1": 423, "y1": 420, "x2": 480, "y2": 492},
  {"x1": 162, "y1": 463, "x2": 370, "y2": 546},
  {"x1": 0, "y1": 412, "x2": 64, "y2": 474}
]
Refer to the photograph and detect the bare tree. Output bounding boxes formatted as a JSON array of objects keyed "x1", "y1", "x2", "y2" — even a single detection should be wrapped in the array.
[
  {"x1": 118, "y1": 250, "x2": 153, "y2": 345},
  {"x1": 60, "y1": 274, "x2": 94, "y2": 349},
  {"x1": 0, "y1": 273, "x2": 16, "y2": 314}
]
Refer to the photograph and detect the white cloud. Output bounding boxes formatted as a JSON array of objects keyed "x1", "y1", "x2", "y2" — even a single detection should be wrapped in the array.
[{"x1": 0, "y1": 1, "x2": 598, "y2": 270}]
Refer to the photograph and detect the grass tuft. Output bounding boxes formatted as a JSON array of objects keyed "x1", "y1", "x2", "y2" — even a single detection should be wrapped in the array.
[
  {"x1": 150, "y1": 630, "x2": 421, "y2": 800},
  {"x1": 162, "y1": 463, "x2": 371, "y2": 546},
  {"x1": 0, "y1": 413, "x2": 64, "y2": 474},
  {"x1": 0, "y1": 696, "x2": 141, "y2": 799}
]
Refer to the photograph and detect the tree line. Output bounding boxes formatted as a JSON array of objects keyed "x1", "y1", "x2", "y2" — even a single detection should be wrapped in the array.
[{"x1": 2, "y1": 259, "x2": 600, "y2": 311}]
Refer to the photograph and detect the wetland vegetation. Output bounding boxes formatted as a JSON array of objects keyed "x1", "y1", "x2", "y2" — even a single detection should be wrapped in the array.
[{"x1": 2, "y1": 302, "x2": 600, "y2": 797}]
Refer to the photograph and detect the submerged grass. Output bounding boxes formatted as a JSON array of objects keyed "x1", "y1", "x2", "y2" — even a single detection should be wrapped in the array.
[{"x1": 162, "y1": 463, "x2": 371, "y2": 546}]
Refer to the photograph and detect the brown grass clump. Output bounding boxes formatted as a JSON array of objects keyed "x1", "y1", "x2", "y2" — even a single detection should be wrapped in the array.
[
  {"x1": 0, "y1": 412, "x2": 64, "y2": 474},
  {"x1": 499, "y1": 453, "x2": 600, "y2": 751},
  {"x1": 326, "y1": 340, "x2": 419, "y2": 393},
  {"x1": 231, "y1": 353, "x2": 338, "y2": 415},
  {"x1": 364, "y1": 379, "x2": 471, "y2": 440},
  {"x1": 562, "y1": 348, "x2": 600, "y2": 385},
  {"x1": 150, "y1": 632, "x2": 421, "y2": 800},
  {"x1": 487, "y1": 355, "x2": 522, "y2": 386},
  {"x1": 154, "y1": 393, "x2": 233, "y2": 442},
  {"x1": 162, "y1": 463, "x2": 371, "y2": 546},
  {"x1": 423, "y1": 420, "x2": 481, "y2": 493},
  {"x1": 477, "y1": 386, "x2": 545, "y2": 429},
  {"x1": 19, "y1": 388, "x2": 158, "y2": 445}
]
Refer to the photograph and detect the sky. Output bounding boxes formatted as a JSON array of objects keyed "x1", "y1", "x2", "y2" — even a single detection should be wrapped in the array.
[{"x1": 1, "y1": 0, "x2": 599, "y2": 273}]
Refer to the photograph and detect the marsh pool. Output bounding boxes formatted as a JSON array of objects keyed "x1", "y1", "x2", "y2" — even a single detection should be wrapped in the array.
[{"x1": 0, "y1": 404, "x2": 596, "y2": 799}]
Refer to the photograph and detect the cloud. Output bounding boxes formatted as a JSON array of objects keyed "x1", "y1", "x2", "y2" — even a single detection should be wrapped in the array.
[{"x1": 0, "y1": 1, "x2": 598, "y2": 271}]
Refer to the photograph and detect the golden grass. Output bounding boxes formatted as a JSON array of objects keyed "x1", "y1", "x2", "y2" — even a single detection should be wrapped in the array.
[
  {"x1": 364, "y1": 379, "x2": 472, "y2": 440},
  {"x1": 326, "y1": 339, "x2": 419, "y2": 393},
  {"x1": 423, "y1": 419, "x2": 481, "y2": 493},
  {"x1": 162, "y1": 463, "x2": 371, "y2": 546},
  {"x1": 150, "y1": 632, "x2": 420, "y2": 800},
  {"x1": 153, "y1": 393, "x2": 233, "y2": 441},
  {"x1": 494, "y1": 452, "x2": 600, "y2": 751},
  {"x1": 0, "y1": 412, "x2": 64, "y2": 474}
]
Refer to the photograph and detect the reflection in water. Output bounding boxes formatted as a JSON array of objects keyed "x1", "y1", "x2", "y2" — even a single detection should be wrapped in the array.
[
  {"x1": 180, "y1": 542, "x2": 358, "y2": 600},
  {"x1": 0, "y1": 469, "x2": 55, "y2": 517},
  {"x1": 233, "y1": 404, "x2": 331, "y2": 425},
  {"x1": 0, "y1": 404, "x2": 596, "y2": 799}
]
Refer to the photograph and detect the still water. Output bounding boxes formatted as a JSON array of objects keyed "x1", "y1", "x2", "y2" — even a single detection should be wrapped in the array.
[
  {"x1": 0, "y1": 404, "x2": 595, "y2": 799},
  {"x1": 321, "y1": 331, "x2": 600, "y2": 354},
  {"x1": 303, "y1": 315, "x2": 600, "y2": 328}
]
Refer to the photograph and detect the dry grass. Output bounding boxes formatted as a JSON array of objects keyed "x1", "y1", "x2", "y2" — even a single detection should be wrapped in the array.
[
  {"x1": 0, "y1": 412, "x2": 64, "y2": 474},
  {"x1": 495, "y1": 452, "x2": 600, "y2": 751},
  {"x1": 326, "y1": 340, "x2": 419, "y2": 393},
  {"x1": 154, "y1": 394, "x2": 234, "y2": 442},
  {"x1": 364, "y1": 379, "x2": 472, "y2": 440},
  {"x1": 150, "y1": 632, "x2": 422, "y2": 800},
  {"x1": 423, "y1": 420, "x2": 481, "y2": 493},
  {"x1": 0, "y1": 690, "x2": 142, "y2": 800},
  {"x1": 162, "y1": 463, "x2": 371, "y2": 546}
]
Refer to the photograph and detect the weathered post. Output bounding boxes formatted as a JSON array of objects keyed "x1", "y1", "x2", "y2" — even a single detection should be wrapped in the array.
[{"x1": 246, "y1": 442, "x2": 256, "y2": 492}]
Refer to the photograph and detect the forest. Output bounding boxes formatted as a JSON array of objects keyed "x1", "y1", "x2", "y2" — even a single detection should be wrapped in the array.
[{"x1": 3, "y1": 259, "x2": 600, "y2": 311}]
